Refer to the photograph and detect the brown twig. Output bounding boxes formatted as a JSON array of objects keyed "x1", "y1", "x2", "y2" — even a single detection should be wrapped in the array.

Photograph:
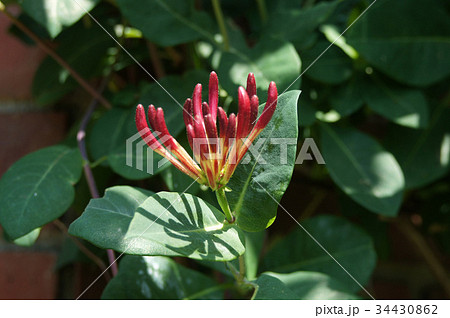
[
  {"x1": 0, "y1": 3, "x2": 111, "y2": 109},
  {"x1": 395, "y1": 217, "x2": 450, "y2": 298},
  {"x1": 147, "y1": 42, "x2": 165, "y2": 79},
  {"x1": 53, "y1": 219, "x2": 111, "y2": 282},
  {"x1": 77, "y1": 79, "x2": 119, "y2": 277}
]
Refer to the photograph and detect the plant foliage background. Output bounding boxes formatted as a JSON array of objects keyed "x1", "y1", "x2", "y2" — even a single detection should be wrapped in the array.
[{"x1": 0, "y1": 0, "x2": 449, "y2": 299}]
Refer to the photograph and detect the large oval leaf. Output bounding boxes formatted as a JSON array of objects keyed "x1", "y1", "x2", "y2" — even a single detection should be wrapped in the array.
[
  {"x1": 362, "y1": 79, "x2": 429, "y2": 129},
  {"x1": 102, "y1": 255, "x2": 222, "y2": 299},
  {"x1": 262, "y1": 1, "x2": 338, "y2": 50},
  {"x1": 21, "y1": 0, "x2": 100, "y2": 38},
  {"x1": 69, "y1": 190, "x2": 245, "y2": 261},
  {"x1": 252, "y1": 274, "x2": 297, "y2": 300},
  {"x1": 261, "y1": 215, "x2": 377, "y2": 293},
  {"x1": 303, "y1": 40, "x2": 353, "y2": 85},
  {"x1": 320, "y1": 124, "x2": 404, "y2": 216},
  {"x1": 0, "y1": 146, "x2": 82, "y2": 239},
  {"x1": 385, "y1": 106, "x2": 450, "y2": 189},
  {"x1": 115, "y1": 0, "x2": 215, "y2": 46},
  {"x1": 227, "y1": 90, "x2": 300, "y2": 232},
  {"x1": 218, "y1": 39, "x2": 301, "y2": 95},
  {"x1": 256, "y1": 271, "x2": 359, "y2": 300},
  {"x1": 347, "y1": 0, "x2": 450, "y2": 86},
  {"x1": 32, "y1": 23, "x2": 112, "y2": 105}
]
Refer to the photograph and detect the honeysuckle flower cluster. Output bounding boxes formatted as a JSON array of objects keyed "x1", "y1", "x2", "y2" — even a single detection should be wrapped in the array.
[{"x1": 135, "y1": 71, "x2": 278, "y2": 191}]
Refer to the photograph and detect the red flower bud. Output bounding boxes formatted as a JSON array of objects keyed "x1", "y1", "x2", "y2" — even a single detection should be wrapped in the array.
[
  {"x1": 236, "y1": 87, "x2": 251, "y2": 140},
  {"x1": 208, "y1": 71, "x2": 219, "y2": 122},
  {"x1": 246, "y1": 72, "x2": 256, "y2": 97},
  {"x1": 254, "y1": 81, "x2": 277, "y2": 131}
]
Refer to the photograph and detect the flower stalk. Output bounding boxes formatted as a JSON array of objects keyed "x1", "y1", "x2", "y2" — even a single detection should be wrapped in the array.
[{"x1": 215, "y1": 187, "x2": 234, "y2": 223}]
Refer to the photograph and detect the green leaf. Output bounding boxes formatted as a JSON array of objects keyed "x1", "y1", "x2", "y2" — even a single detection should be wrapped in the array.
[
  {"x1": 32, "y1": 23, "x2": 111, "y2": 105},
  {"x1": 115, "y1": 0, "x2": 215, "y2": 46},
  {"x1": 227, "y1": 91, "x2": 300, "y2": 232},
  {"x1": 347, "y1": 0, "x2": 450, "y2": 86},
  {"x1": 8, "y1": 228, "x2": 41, "y2": 247},
  {"x1": 261, "y1": 215, "x2": 377, "y2": 293},
  {"x1": 21, "y1": 0, "x2": 100, "y2": 38},
  {"x1": 252, "y1": 274, "x2": 298, "y2": 300},
  {"x1": 102, "y1": 255, "x2": 223, "y2": 299},
  {"x1": 258, "y1": 271, "x2": 359, "y2": 300},
  {"x1": 320, "y1": 124, "x2": 404, "y2": 216},
  {"x1": 108, "y1": 143, "x2": 170, "y2": 180},
  {"x1": 244, "y1": 231, "x2": 265, "y2": 280},
  {"x1": 161, "y1": 165, "x2": 201, "y2": 195},
  {"x1": 0, "y1": 146, "x2": 82, "y2": 239},
  {"x1": 264, "y1": 1, "x2": 339, "y2": 50},
  {"x1": 218, "y1": 39, "x2": 301, "y2": 95},
  {"x1": 298, "y1": 90, "x2": 317, "y2": 127},
  {"x1": 385, "y1": 106, "x2": 450, "y2": 189},
  {"x1": 303, "y1": 40, "x2": 353, "y2": 85},
  {"x1": 69, "y1": 190, "x2": 245, "y2": 261},
  {"x1": 362, "y1": 78, "x2": 429, "y2": 128},
  {"x1": 329, "y1": 77, "x2": 365, "y2": 117},
  {"x1": 88, "y1": 108, "x2": 132, "y2": 164}
]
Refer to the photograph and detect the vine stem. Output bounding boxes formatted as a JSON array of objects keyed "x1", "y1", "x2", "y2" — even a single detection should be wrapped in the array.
[
  {"x1": 395, "y1": 217, "x2": 450, "y2": 298},
  {"x1": 53, "y1": 219, "x2": 111, "y2": 282},
  {"x1": 255, "y1": 0, "x2": 268, "y2": 23},
  {"x1": 215, "y1": 187, "x2": 234, "y2": 223},
  {"x1": 0, "y1": 2, "x2": 111, "y2": 109},
  {"x1": 238, "y1": 254, "x2": 246, "y2": 283},
  {"x1": 77, "y1": 79, "x2": 118, "y2": 277},
  {"x1": 211, "y1": 0, "x2": 230, "y2": 51}
]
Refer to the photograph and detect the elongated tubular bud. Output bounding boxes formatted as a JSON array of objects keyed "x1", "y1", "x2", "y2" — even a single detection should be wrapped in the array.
[
  {"x1": 246, "y1": 73, "x2": 256, "y2": 97},
  {"x1": 224, "y1": 113, "x2": 236, "y2": 152},
  {"x1": 218, "y1": 107, "x2": 228, "y2": 139},
  {"x1": 248, "y1": 95, "x2": 259, "y2": 134},
  {"x1": 202, "y1": 102, "x2": 210, "y2": 117},
  {"x1": 254, "y1": 81, "x2": 277, "y2": 131},
  {"x1": 136, "y1": 105, "x2": 162, "y2": 151},
  {"x1": 192, "y1": 84, "x2": 203, "y2": 119},
  {"x1": 154, "y1": 108, "x2": 203, "y2": 177},
  {"x1": 186, "y1": 123, "x2": 195, "y2": 150},
  {"x1": 220, "y1": 113, "x2": 236, "y2": 173},
  {"x1": 204, "y1": 114, "x2": 218, "y2": 148},
  {"x1": 147, "y1": 104, "x2": 157, "y2": 131},
  {"x1": 223, "y1": 111, "x2": 249, "y2": 183},
  {"x1": 154, "y1": 107, "x2": 173, "y2": 147},
  {"x1": 204, "y1": 113, "x2": 219, "y2": 184},
  {"x1": 236, "y1": 86, "x2": 251, "y2": 140},
  {"x1": 193, "y1": 114, "x2": 208, "y2": 161},
  {"x1": 194, "y1": 114, "x2": 215, "y2": 188},
  {"x1": 136, "y1": 105, "x2": 199, "y2": 180},
  {"x1": 183, "y1": 98, "x2": 193, "y2": 127},
  {"x1": 208, "y1": 71, "x2": 219, "y2": 122}
]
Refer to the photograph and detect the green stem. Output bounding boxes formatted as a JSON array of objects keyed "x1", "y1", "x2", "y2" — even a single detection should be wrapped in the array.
[
  {"x1": 238, "y1": 254, "x2": 246, "y2": 283},
  {"x1": 211, "y1": 0, "x2": 230, "y2": 51},
  {"x1": 255, "y1": 0, "x2": 268, "y2": 23},
  {"x1": 216, "y1": 187, "x2": 234, "y2": 223}
]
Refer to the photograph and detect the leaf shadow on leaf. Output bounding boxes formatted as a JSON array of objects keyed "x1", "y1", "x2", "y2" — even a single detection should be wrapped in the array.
[{"x1": 134, "y1": 194, "x2": 242, "y2": 261}]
